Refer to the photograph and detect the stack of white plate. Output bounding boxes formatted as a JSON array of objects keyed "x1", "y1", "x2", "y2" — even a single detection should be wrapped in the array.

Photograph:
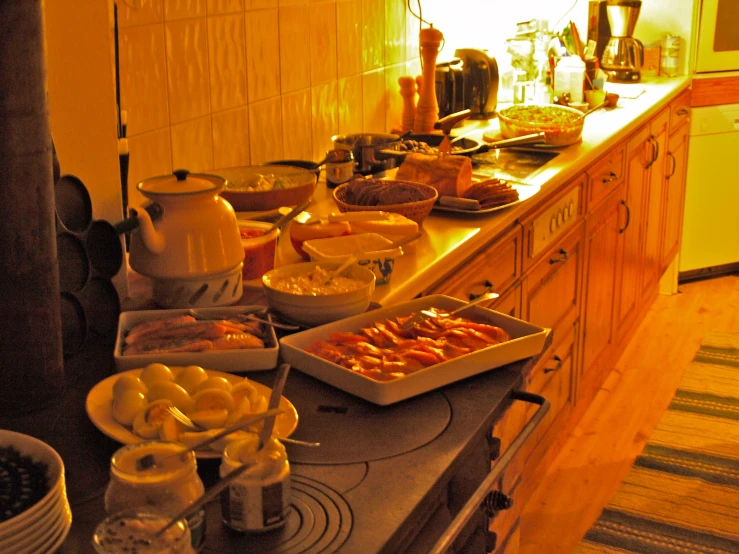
[{"x1": 0, "y1": 430, "x2": 72, "y2": 554}]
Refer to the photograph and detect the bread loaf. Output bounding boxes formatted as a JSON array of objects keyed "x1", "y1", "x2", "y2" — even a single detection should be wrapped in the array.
[{"x1": 395, "y1": 153, "x2": 473, "y2": 197}]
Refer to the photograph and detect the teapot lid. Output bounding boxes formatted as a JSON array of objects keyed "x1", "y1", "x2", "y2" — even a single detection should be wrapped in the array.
[{"x1": 137, "y1": 169, "x2": 226, "y2": 196}]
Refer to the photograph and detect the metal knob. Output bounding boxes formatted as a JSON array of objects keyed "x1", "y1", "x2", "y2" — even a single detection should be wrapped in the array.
[{"x1": 483, "y1": 490, "x2": 513, "y2": 517}]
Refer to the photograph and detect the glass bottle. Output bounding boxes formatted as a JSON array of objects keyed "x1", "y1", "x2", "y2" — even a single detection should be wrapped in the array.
[
  {"x1": 104, "y1": 441, "x2": 206, "y2": 551},
  {"x1": 93, "y1": 510, "x2": 195, "y2": 554}
]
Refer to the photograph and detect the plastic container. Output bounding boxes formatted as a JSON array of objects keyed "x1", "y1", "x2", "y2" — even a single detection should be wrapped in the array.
[
  {"x1": 238, "y1": 220, "x2": 279, "y2": 282},
  {"x1": 302, "y1": 233, "x2": 404, "y2": 285},
  {"x1": 104, "y1": 441, "x2": 206, "y2": 551},
  {"x1": 554, "y1": 56, "x2": 586, "y2": 104}
]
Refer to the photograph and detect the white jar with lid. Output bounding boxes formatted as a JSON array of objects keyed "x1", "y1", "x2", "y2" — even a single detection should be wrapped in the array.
[
  {"x1": 554, "y1": 56, "x2": 586, "y2": 104},
  {"x1": 219, "y1": 435, "x2": 291, "y2": 533}
]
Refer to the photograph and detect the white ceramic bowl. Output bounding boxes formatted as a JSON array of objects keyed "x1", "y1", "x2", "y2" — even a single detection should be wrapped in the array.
[{"x1": 262, "y1": 261, "x2": 376, "y2": 327}]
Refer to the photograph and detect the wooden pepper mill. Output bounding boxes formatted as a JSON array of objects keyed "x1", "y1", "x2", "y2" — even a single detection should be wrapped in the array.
[
  {"x1": 398, "y1": 76, "x2": 417, "y2": 133},
  {"x1": 414, "y1": 26, "x2": 444, "y2": 133}
]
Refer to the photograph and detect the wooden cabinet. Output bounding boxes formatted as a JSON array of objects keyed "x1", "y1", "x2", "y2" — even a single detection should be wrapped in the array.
[
  {"x1": 585, "y1": 143, "x2": 626, "y2": 211},
  {"x1": 669, "y1": 88, "x2": 692, "y2": 132},
  {"x1": 580, "y1": 182, "x2": 626, "y2": 401},
  {"x1": 661, "y1": 116, "x2": 690, "y2": 270}
]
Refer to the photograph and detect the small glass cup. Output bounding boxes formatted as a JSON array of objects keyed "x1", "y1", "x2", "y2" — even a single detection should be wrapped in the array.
[{"x1": 92, "y1": 511, "x2": 195, "y2": 554}]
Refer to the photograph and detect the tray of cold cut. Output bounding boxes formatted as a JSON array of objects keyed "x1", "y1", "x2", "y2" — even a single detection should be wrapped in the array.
[
  {"x1": 114, "y1": 306, "x2": 279, "y2": 372},
  {"x1": 279, "y1": 295, "x2": 548, "y2": 405}
]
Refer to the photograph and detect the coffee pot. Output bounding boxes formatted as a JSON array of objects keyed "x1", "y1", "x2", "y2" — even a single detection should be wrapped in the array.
[
  {"x1": 127, "y1": 169, "x2": 245, "y2": 307},
  {"x1": 600, "y1": 0, "x2": 644, "y2": 82}
]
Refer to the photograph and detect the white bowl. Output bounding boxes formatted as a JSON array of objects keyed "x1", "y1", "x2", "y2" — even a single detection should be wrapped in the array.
[{"x1": 262, "y1": 261, "x2": 376, "y2": 327}]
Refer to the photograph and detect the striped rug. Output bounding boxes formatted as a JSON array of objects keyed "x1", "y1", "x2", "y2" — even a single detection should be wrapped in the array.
[{"x1": 574, "y1": 330, "x2": 739, "y2": 554}]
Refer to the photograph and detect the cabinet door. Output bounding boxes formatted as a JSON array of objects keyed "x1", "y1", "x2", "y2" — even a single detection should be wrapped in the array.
[
  {"x1": 661, "y1": 122, "x2": 689, "y2": 270},
  {"x1": 641, "y1": 108, "x2": 670, "y2": 295},
  {"x1": 580, "y1": 185, "x2": 624, "y2": 398}
]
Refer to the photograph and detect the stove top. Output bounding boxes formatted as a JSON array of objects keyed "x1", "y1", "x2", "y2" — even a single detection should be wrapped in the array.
[{"x1": 471, "y1": 148, "x2": 559, "y2": 181}]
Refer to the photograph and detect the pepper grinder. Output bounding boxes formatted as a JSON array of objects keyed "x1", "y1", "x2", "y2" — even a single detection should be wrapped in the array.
[
  {"x1": 414, "y1": 26, "x2": 444, "y2": 133},
  {"x1": 398, "y1": 76, "x2": 417, "y2": 133}
]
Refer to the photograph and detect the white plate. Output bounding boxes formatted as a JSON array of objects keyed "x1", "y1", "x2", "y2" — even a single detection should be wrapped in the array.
[
  {"x1": 85, "y1": 367, "x2": 299, "y2": 459},
  {"x1": 279, "y1": 295, "x2": 549, "y2": 405},
  {"x1": 432, "y1": 179, "x2": 540, "y2": 215},
  {"x1": 3, "y1": 499, "x2": 68, "y2": 554},
  {"x1": 114, "y1": 306, "x2": 279, "y2": 373}
]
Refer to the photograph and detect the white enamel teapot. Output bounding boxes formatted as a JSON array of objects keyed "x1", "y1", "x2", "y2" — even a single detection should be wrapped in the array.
[{"x1": 128, "y1": 169, "x2": 244, "y2": 284}]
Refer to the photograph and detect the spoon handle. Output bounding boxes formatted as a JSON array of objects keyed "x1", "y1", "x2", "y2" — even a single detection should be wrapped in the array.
[
  {"x1": 260, "y1": 363, "x2": 291, "y2": 446},
  {"x1": 448, "y1": 290, "x2": 500, "y2": 315},
  {"x1": 266, "y1": 198, "x2": 312, "y2": 234},
  {"x1": 181, "y1": 407, "x2": 283, "y2": 454}
]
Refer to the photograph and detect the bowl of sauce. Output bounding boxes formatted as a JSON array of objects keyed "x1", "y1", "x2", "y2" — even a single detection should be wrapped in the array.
[{"x1": 238, "y1": 220, "x2": 280, "y2": 282}]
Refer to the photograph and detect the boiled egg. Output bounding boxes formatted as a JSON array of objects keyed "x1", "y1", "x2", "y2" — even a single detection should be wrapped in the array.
[
  {"x1": 147, "y1": 381, "x2": 193, "y2": 413},
  {"x1": 196, "y1": 376, "x2": 232, "y2": 393},
  {"x1": 189, "y1": 409, "x2": 229, "y2": 430},
  {"x1": 230, "y1": 380, "x2": 261, "y2": 407},
  {"x1": 112, "y1": 388, "x2": 146, "y2": 427},
  {"x1": 132, "y1": 399, "x2": 173, "y2": 439},
  {"x1": 225, "y1": 397, "x2": 253, "y2": 426},
  {"x1": 112, "y1": 374, "x2": 148, "y2": 398},
  {"x1": 158, "y1": 413, "x2": 184, "y2": 441},
  {"x1": 175, "y1": 365, "x2": 208, "y2": 395},
  {"x1": 178, "y1": 429, "x2": 220, "y2": 450},
  {"x1": 139, "y1": 363, "x2": 175, "y2": 387},
  {"x1": 191, "y1": 388, "x2": 234, "y2": 413}
]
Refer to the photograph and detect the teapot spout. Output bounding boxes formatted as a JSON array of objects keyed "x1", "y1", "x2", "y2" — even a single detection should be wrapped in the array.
[{"x1": 130, "y1": 204, "x2": 165, "y2": 254}]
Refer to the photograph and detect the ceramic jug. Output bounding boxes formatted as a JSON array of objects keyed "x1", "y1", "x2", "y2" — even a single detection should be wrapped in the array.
[{"x1": 128, "y1": 169, "x2": 244, "y2": 280}]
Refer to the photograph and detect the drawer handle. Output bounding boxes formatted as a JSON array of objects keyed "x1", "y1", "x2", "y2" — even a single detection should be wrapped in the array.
[
  {"x1": 469, "y1": 280, "x2": 494, "y2": 301},
  {"x1": 653, "y1": 136, "x2": 660, "y2": 163},
  {"x1": 619, "y1": 199, "x2": 631, "y2": 234},
  {"x1": 543, "y1": 355, "x2": 563, "y2": 373},
  {"x1": 645, "y1": 136, "x2": 656, "y2": 169},
  {"x1": 667, "y1": 151, "x2": 677, "y2": 179},
  {"x1": 677, "y1": 108, "x2": 689, "y2": 116},
  {"x1": 549, "y1": 248, "x2": 568, "y2": 264},
  {"x1": 483, "y1": 490, "x2": 513, "y2": 517},
  {"x1": 602, "y1": 171, "x2": 618, "y2": 184},
  {"x1": 429, "y1": 392, "x2": 550, "y2": 554}
]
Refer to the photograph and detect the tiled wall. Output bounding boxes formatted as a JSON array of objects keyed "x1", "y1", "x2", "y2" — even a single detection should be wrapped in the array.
[{"x1": 117, "y1": 0, "x2": 422, "y2": 207}]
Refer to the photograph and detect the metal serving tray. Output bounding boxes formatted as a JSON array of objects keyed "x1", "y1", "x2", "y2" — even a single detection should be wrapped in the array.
[{"x1": 279, "y1": 295, "x2": 549, "y2": 405}]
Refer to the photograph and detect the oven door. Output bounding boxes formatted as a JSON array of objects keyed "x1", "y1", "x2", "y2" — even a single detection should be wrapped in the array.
[{"x1": 695, "y1": 0, "x2": 739, "y2": 73}]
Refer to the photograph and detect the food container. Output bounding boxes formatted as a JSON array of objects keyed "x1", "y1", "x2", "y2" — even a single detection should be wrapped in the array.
[
  {"x1": 113, "y1": 306, "x2": 279, "y2": 372},
  {"x1": 217, "y1": 164, "x2": 317, "y2": 212},
  {"x1": 332, "y1": 179, "x2": 438, "y2": 225},
  {"x1": 498, "y1": 104, "x2": 585, "y2": 146},
  {"x1": 219, "y1": 436, "x2": 291, "y2": 533},
  {"x1": 288, "y1": 219, "x2": 352, "y2": 260},
  {"x1": 279, "y1": 294, "x2": 549, "y2": 405},
  {"x1": 302, "y1": 233, "x2": 403, "y2": 285},
  {"x1": 238, "y1": 220, "x2": 279, "y2": 282},
  {"x1": 93, "y1": 511, "x2": 194, "y2": 554},
  {"x1": 104, "y1": 440, "x2": 206, "y2": 551},
  {"x1": 262, "y1": 261, "x2": 376, "y2": 327}
]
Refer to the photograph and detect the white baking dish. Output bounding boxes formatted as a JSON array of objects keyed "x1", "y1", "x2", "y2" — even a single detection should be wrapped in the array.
[
  {"x1": 279, "y1": 295, "x2": 549, "y2": 405},
  {"x1": 114, "y1": 306, "x2": 279, "y2": 372}
]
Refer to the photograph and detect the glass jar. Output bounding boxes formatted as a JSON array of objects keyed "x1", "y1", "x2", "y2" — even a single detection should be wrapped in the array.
[
  {"x1": 661, "y1": 34, "x2": 680, "y2": 77},
  {"x1": 93, "y1": 510, "x2": 195, "y2": 554},
  {"x1": 104, "y1": 441, "x2": 206, "y2": 551},
  {"x1": 219, "y1": 435, "x2": 291, "y2": 533}
]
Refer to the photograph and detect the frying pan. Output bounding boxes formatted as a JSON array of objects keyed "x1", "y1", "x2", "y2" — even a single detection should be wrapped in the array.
[{"x1": 380, "y1": 131, "x2": 546, "y2": 160}]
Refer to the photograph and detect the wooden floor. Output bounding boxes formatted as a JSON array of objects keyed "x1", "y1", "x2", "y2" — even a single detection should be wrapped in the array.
[{"x1": 520, "y1": 274, "x2": 739, "y2": 554}]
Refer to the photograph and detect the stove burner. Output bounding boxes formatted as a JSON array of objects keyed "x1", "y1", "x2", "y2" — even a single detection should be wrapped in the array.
[{"x1": 204, "y1": 475, "x2": 352, "y2": 554}]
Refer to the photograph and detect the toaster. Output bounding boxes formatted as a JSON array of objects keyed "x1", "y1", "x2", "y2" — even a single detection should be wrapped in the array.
[{"x1": 435, "y1": 48, "x2": 499, "y2": 119}]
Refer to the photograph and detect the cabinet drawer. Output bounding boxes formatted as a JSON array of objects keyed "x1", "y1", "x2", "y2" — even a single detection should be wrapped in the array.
[
  {"x1": 670, "y1": 88, "x2": 691, "y2": 132},
  {"x1": 586, "y1": 143, "x2": 626, "y2": 210},
  {"x1": 489, "y1": 284, "x2": 521, "y2": 319},
  {"x1": 522, "y1": 221, "x2": 582, "y2": 340},
  {"x1": 428, "y1": 224, "x2": 523, "y2": 301}
]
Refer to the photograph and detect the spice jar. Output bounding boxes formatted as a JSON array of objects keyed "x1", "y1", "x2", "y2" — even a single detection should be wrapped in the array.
[
  {"x1": 219, "y1": 435, "x2": 291, "y2": 533},
  {"x1": 93, "y1": 510, "x2": 195, "y2": 554},
  {"x1": 104, "y1": 441, "x2": 206, "y2": 551}
]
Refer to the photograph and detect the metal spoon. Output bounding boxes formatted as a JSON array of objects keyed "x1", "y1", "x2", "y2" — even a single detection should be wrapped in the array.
[
  {"x1": 400, "y1": 289, "x2": 500, "y2": 331},
  {"x1": 264, "y1": 198, "x2": 312, "y2": 234}
]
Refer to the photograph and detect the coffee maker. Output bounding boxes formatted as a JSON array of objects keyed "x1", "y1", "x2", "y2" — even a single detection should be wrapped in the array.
[
  {"x1": 600, "y1": 0, "x2": 644, "y2": 82},
  {"x1": 435, "y1": 49, "x2": 498, "y2": 119}
]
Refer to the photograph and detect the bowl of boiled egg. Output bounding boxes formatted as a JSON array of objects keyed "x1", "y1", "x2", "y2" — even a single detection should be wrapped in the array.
[{"x1": 85, "y1": 363, "x2": 299, "y2": 458}]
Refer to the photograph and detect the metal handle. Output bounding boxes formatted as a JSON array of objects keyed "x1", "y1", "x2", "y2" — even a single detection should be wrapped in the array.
[
  {"x1": 602, "y1": 171, "x2": 618, "y2": 184},
  {"x1": 428, "y1": 391, "x2": 550, "y2": 554},
  {"x1": 645, "y1": 136, "x2": 656, "y2": 169},
  {"x1": 469, "y1": 280, "x2": 494, "y2": 301},
  {"x1": 677, "y1": 108, "x2": 689, "y2": 116},
  {"x1": 549, "y1": 248, "x2": 568, "y2": 264},
  {"x1": 652, "y1": 136, "x2": 660, "y2": 163},
  {"x1": 667, "y1": 152, "x2": 677, "y2": 179},
  {"x1": 619, "y1": 199, "x2": 631, "y2": 234},
  {"x1": 543, "y1": 355, "x2": 563, "y2": 374}
]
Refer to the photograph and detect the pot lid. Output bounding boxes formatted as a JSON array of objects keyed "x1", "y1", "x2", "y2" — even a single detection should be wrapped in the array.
[{"x1": 137, "y1": 169, "x2": 226, "y2": 196}]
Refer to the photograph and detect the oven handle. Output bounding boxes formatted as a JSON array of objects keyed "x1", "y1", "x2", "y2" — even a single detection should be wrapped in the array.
[{"x1": 428, "y1": 391, "x2": 550, "y2": 554}]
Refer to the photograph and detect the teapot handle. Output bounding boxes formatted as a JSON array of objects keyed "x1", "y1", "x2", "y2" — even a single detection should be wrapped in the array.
[{"x1": 113, "y1": 202, "x2": 163, "y2": 235}]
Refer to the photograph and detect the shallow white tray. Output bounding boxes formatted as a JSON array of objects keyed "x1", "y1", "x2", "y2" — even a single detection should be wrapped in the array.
[
  {"x1": 114, "y1": 306, "x2": 279, "y2": 372},
  {"x1": 279, "y1": 295, "x2": 549, "y2": 405}
]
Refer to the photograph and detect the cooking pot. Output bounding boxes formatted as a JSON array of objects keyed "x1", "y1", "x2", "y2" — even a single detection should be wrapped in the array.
[
  {"x1": 127, "y1": 169, "x2": 245, "y2": 306},
  {"x1": 332, "y1": 133, "x2": 402, "y2": 174}
]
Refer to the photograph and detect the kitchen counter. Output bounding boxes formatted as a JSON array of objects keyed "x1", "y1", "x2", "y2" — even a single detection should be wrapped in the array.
[{"x1": 270, "y1": 76, "x2": 690, "y2": 308}]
